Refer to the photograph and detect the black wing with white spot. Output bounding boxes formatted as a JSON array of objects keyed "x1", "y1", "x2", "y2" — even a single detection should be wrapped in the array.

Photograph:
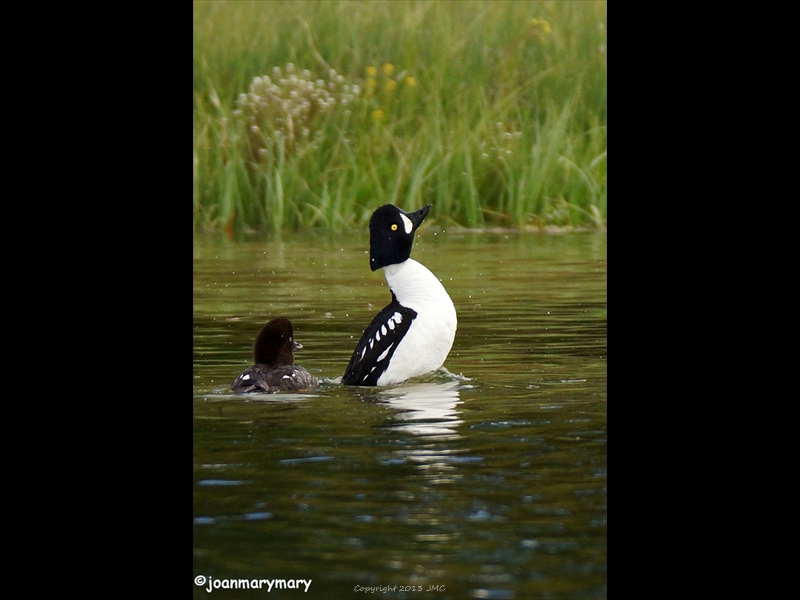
[
  {"x1": 231, "y1": 364, "x2": 317, "y2": 393},
  {"x1": 342, "y1": 295, "x2": 417, "y2": 386}
]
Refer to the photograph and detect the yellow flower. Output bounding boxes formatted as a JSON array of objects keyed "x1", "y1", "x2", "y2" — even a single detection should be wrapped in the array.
[
  {"x1": 530, "y1": 18, "x2": 551, "y2": 34},
  {"x1": 372, "y1": 109, "x2": 384, "y2": 122},
  {"x1": 405, "y1": 76, "x2": 416, "y2": 87},
  {"x1": 385, "y1": 79, "x2": 397, "y2": 93},
  {"x1": 365, "y1": 77, "x2": 377, "y2": 98},
  {"x1": 382, "y1": 63, "x2": 394, "y2": 76},
  {"x1": 366, "y1": 66, "x2": 377, "y2": 77}
]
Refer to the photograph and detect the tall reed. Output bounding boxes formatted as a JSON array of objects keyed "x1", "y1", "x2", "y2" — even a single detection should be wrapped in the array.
[{"x1": 193, "y1": 0, "x2": 607, "y2": 231}]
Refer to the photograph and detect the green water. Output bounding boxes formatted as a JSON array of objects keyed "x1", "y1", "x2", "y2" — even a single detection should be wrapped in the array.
[{"x1": 193, "y1": 229, "x2": 606, "y2": 599}]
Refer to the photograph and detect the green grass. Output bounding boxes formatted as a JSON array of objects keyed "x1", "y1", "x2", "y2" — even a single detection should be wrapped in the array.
[{"x1": 193, "y1": 0, "x2": 607, "y2": 232}]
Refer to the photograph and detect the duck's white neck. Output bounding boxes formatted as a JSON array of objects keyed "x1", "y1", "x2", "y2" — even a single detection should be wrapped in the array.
[{"x1": 382, "y1": 259, "x2": 450, "y2": 308}]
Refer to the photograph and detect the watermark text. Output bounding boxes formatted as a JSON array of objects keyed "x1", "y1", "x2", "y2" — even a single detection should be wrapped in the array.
[
  {"x1": 194, "y1": 576, "x2": 311, "y2": 593},
  {"x1": 354, "y1": 585, "x2": 446, "y2": 593}
]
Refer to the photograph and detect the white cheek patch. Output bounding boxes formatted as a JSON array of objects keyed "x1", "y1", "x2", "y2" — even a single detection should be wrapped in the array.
[{"x1": 399, "y1": 213, "x2": 413, "y2": 234}]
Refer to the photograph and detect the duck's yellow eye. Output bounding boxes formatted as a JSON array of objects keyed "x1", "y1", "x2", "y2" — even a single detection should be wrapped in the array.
[{"x1": 391, "y1": 224, "x2": 398, "y2": 231}]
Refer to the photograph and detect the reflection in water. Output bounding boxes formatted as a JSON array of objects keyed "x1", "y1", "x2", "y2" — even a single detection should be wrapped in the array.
[
  {"x1": 377, "y1": 381, "x2": 470, "y2": 490},
  {"x1": 378, "y1": 381, "x2": 463, "y2": 439}
]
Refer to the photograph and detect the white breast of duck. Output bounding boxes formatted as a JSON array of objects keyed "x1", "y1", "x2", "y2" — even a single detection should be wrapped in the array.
[{"x1": 376, "y1": 258, "x2": 457, "y2": 385}]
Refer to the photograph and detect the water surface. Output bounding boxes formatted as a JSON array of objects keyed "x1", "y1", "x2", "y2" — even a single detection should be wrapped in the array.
[{"x1": 193, "y1": 229, "x2": 606, "y2": 599}]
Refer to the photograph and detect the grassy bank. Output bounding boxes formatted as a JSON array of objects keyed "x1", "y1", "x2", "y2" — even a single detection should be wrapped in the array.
[{"x1": 193, "y1": 0, "x2": 606, "y2": 232}]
